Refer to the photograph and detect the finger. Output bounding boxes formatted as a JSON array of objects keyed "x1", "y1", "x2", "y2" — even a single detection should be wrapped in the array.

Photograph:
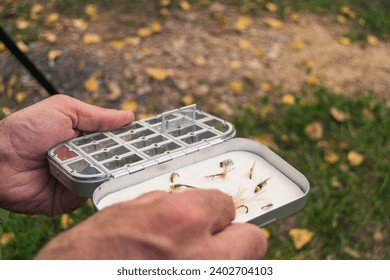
[
  {"x1": 211, "y1": 223, "x2": 268, "y2": 259},
  {"x1": 52, "y1": 95, "x2": 134, "y2": 132},
  {"x1": 177, "y1": 189, "x2": 236, "y2": 234}
]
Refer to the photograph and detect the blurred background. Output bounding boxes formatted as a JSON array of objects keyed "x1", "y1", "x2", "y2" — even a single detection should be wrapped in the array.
[{"x1": 0, "y1": 0, "x2": 389, "y2": 259}]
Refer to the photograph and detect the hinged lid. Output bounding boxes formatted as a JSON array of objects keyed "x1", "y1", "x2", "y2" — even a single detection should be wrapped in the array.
[{"x1": 48, "y1": 104, "x2": 236, "y2": 197}]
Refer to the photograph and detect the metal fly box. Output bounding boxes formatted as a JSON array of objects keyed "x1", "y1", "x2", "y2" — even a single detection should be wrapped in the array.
[{"x1": 48, "y1": 104, "x2": 309, "y2": 226}]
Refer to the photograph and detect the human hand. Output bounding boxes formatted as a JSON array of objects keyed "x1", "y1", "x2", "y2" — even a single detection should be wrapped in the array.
[
  {"x1": 0, "y1": 95, "x2": 134, "y2": 215},
  {"x1": 35, "y1": 189, "x2": 268, "y2": 259}
]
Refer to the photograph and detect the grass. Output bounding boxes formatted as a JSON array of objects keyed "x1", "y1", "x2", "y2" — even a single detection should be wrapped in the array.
[{"x1": 1, "y1": 87, "x2": 389, "y2": 259}]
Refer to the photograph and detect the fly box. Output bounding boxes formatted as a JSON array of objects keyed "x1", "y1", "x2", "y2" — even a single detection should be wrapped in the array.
[{"x1": 48, "y1": 104, "x2": 309, "y2": 226}]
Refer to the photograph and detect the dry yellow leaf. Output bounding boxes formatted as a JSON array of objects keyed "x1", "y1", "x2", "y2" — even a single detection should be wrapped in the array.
[
  {"x1": 15, "y1": 91, "x2": 28, "y2": 104},
  {"x1": 342, "y1": 246, "x2": 360, "y2": 258},
  {"x1": 289, "y1": 228, "x2": 314, "y2": 250},
  {"x1": 330, "y1": 107, "x2": 349, "y2": 122},
  {"x1": 160, "y1": 8, "x2": 170, "y2": 17},
  {"x1": 160, "y1": 0, "x2": 171, "y2": 7},
  {"x1": 367, "y1": 35, "x2": 379, "y2": 46},
  {"x1": 324, "y1": 151, "x2": 340, "y2": 164},
  {"x1": 16, "y1": 41, "x2": 29, "y2": 52},
  {"x1": 374, "y1": 228, "x2": 384, "y2": 242},
  {"x1": 290, "y1": 13, "x2": 301, "y2": 23},
  {"x1": 230, "y1": 60, "x2": 241, "y2": 70},
  {"x1": 83, "y1": 33, "x2": 102, "y2": 44},
  {"x1": 179, "y1": 0, "x2": 191, "y2": 11},
  {"x1": 260, "y1": 82, "x2": 272, "y2": 92},
  {"x1": 0, "y1": 42, "x2": 6, "y2": 52},
  {"x1": 230, "y1": 80, "x2": 243, "y2": 94},
  {"x1": 261, "y1": 228, "x2": 271, "y2": 239},
  {"x1": 253, "y1": 134, "x2": 277, "y2": 149},
  {"x1": 340, "y1": 6, "x2": 356, "y2": 19},
  {"x1": 266, "y1": 2, "x2": 278, "y2": 13},
  {"x1": 151, "y1": 21, "x2": 162, "y2": 33},
  {"x1": 293, "y1": 36, "x2": 304, "y2": 50},
  {"x1": 16, "y1": 19, "x2": 30, "y2": 30},
  {"x1": 264, "y1": 17, "x2": 284, "y2": 29},
  {"x1": 238, "y1": 39, "x2": 251, "y2": 49},
  {"x1": 1, "y1": 106, "x2": 11, "y2": 116},
  {"x1": 109, "y1": 40, "x2": 125, "y2": 50},
  {"x1": 138, "y1": 113, "x2": 154, "y2": 120},
  {"x1": 259, "y1": 104, "x2": 274, "y2": 117},
  {"x1": 331, "y1": 177, "x2": 342, "y2": 189},
  {"x1": 0, "y1": 82, "x2": 5, "y2": 93},
  {"x1": 338, "y1": 37, "x2": 351, "y2": 46},
  {"x1": 336, "y1": 15, "x2": 347, "y2": 25},
  {"x1": 235, "y1": 16, "x2": 253, "y2": 32},
  {"x1": 104, "y1": 81, "x2": 122, "y2": 101},
  {"x1": 304, "y1": 121, "x2": 323, "y2": 140},
  {"x1": 303, "y1": 59, "x2": 315, "y2": 72},
  {"x1": 255, "y1": 48, "x2": 265, "y2": 58},
  {"x1": 141, "y1": 48, "x2": 152, "y2": 57},
  {"x1": 121, "y1": 100, "x2": 138, "y2": 112},
  {"x1": 125, "y1": 36, "x2": 141, "y2": 46},
  {"x1": 83, "y1": 74, "x2": 100, "y2": 92},
  {"x1": 60, "y1": 214, "x2": 73, "y2": 229},
  {"x1": 47, "y1": 49, "x2": 63, "y2": 61},
  {"x1": 45, "y1": 13, "x2": 59, "y2": 25},
  {"x1": 146, "y1": 67, "x2": 168, "y2": 81},
  {"x1": 281, "y1": 94, "x2": 295, "y2": 105},
  {"x1": 30, "y1": 4, "x2": 43, "y2": 20},
  {"x1": 347, "y1": 151, "x2": 365, "y2": 166},
  {"x1": 0, "y1": 232, "x2": 15, "y2": 245},
  {"x1": 193, "y1": 56, "x2": 206, "y2": 67},
  {"x1": 72, "y1": 19, "x2": 88, "y2": 30},
  {"x1": 85, "y1": 4, "x2": 98, "y2": 20},
  {"x1": 41, "y1": 31, "x2": 57, "y2": 43},
  {"x1": 137, "y1": 27, "x2": 152, "y2": 37},
  {"x1": 305, "y1": 75, "x2": 320, "y2": 86},
  {"x1": 181, "y1": 95, "x2": 194, "y2": 106}
]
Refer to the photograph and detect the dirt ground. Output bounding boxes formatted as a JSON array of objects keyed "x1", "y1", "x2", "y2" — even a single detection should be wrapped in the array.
[{"x1": 1, "y1": 3, "x2": 389, "y2": 115}]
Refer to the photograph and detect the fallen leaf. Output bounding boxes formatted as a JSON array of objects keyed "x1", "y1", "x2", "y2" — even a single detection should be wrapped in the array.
[
  {"x1": 125, "y1": 36, "x2": 141, "y2": 46},
  {"x1": 151, "y1": 21, "x2": 162, "y2": 33},
  {"x1": 338, "y1": 37, "x2": 351, "y2": 46},
  {"x1": 340, "y1": 6, "x2": 356, "y2": 19},
  {"x1": 85, "y1": 4, "x2": 98, "y2": 20},
  {"x1": 289, "y1": 228, "x2": 314, "y2": 250},
  {"x1": 41, "y1": 31, "x2": 57, "y2": 43},
  {"x1": 179, "y1": 0, "x2": 191, "y2": 11},
  {"x1": 347, "y1": 151, "x2": 365, "y2": 166},
  {"x1": 45, "y1": 13, "x2": 59, "y2": 25},
  {"x1": 303, "y1": 59, "x2": 315, "y2": 72},
  {"x1": 83, "y1": 72, "x2": 101, "y2": 92},
  {"x1": 0, "y1": 232, "x2": 15, "y2": 245},
  {"x1": 304, "y1": 121, "x2": 323, "y2": 140},
  {"x1": 1, "y1": 106, "x2": 11, "y2": 116},
  {"x1": 260, "y1": 82, "x2": 272, "y2": 92},
  {"x1": 47, "y1": 49, "x2": 63, "y2": 61},
  {"x1": 264, "y1": 17, "x2": 284, "y2": 29},
  {"x1": 367, "y1": 35, "x2": 379, "y2": 46},
  {"x1": 281, "y1": 94, "x2": 295, "y2": 105},
  {"x1": 103, "y1": 81, "x2": 122, "y2": 101},
  {"x1": 193, "y1": 56, "x2": 206, "y2": 67},
  {"x1": 121, "y1": 100, "x2": 138, "y2": 112},
  {"x1": 0, "y1": 42, "x2": 6, "y2": 52},
  {"x1": 181, "y1": 95, "x2": 194, "y2": 105},
  {"x1": 16, "y1": 41, "x2": 29, "y2": 52},
  {"x1": 230, "y1": 60, "x2": 241, "y2": 69},
  {"x1": 261, "y1": 228, "x2": 271, "y2": 239},
  {"x1": 289, "y1": 13, "x2": 301, "y2": 23},
  {"x1": 266, "y1": 2, "x2": 278, "y2": 13},
  {"x1": 109, "y1": 40, "x2": 125, "y2": 50},
  {"x1": 146, "y1": 67, "x2": 168, "y2": 81},
  {"x1": 374, "y1": 228, "x2": 384, "y2": 242},
  {"x1": 252, "y1": 134, "x2": 278, "y2": 149},
  {"x1": 324, "y1": 151, "x2": 340, "y2": 164},
  {"x1": 83, "y1": 33, "x2": 102, "y2": 44},
  {"x1": 331, "y1": 177, "x2": 342, "y2": 189},
  {"x1": 230, "y1": 80, "x2": 243, "y2": 94},
  {"x1": 363, "y1": 107, "x2": 375, "y2": 121},
  {"x1": 342, "y1": 246, "x2": 360, "y2": 258},
  {"x1": 239, "y1": 39, "x2": 251, "y2": 49},
  {"x1": 235, "y1": 16, "x2": 253, "y2": 32},
  {"x1": 0, "y1": 82, "x2": 5, "y2": 93},
  {"x1": 293, "y1": 36, "x2": 304, "y2": 50},
  {"x1": 60, "y1": 214, "x2": 73, "y2": 229},
  {"x1": 15, "y1": 92, "x2": 28, "y2": 104},
  {"x1": 330, "y1": 107, "x2": 349, "y2": 122},
  {"x1": 137, "y1": 27, "x2": 152, "y2": 37},
  {"x1": 30, "y1": 4, "x2": 43, "y2": 20},
  {"x1": 160, "y1": 0, "x2": 171, "y2": 7},
  {"x1": 259, "y1": 104, "x2": 274, "y2": 117},
  {"x1": 16, "y1": 19, "x2": 30, "y2": 30},
  {"x1": 305, "y1": 75, "x2": 320, "y2": 86},
  {"x1": 72, "y1": 19, "x2": 88, "y2": 30},
  {"x1": 336, "y1": 15, "x2": 347, "y2": 25},
  {"x1": 255, "y1": 48, "x2": 265, "y2": 58},
  {"x1": 160, "y1": 8, "x2": 170, "y2": 17}
]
